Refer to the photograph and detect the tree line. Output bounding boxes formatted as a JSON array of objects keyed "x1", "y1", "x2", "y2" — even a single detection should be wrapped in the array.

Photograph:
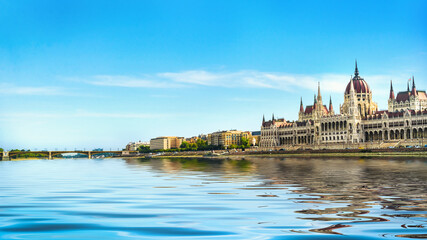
[{"x1": 138, "y1": 137, "x2": 252, "y2": 153}]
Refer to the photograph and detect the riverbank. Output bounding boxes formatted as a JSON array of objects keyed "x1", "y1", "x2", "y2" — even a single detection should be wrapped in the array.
[
  {"x1": 4, "y1": 148, "x2": 427, "y2": 160},
  {"x1": 145, "y1": 148, "x2": 427, "y2": 159}
]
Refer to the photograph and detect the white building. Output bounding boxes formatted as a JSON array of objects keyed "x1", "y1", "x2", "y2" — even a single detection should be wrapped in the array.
[
  {"x1": 260, "y1": 62, "x2": 427, "y2": 149},
  {"x1": 125, "y1": 141, "x2": 149, "y2": 151}
]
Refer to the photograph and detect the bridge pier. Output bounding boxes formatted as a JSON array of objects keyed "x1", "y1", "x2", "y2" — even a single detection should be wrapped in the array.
[
  {"x1": 88, "y1": 151, "x2": 92, "y2": 159},
  {"x1": 48, "y1": 151, "x2": 53, "y2": 160},
  {"x1": 1, "y1": 152, "x2": 10, "y2": 161}
]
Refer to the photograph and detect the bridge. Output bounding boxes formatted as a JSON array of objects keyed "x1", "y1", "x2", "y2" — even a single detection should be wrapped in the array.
[{"x1": 0, "y1": 150, "x2": 138, "y2": 160}]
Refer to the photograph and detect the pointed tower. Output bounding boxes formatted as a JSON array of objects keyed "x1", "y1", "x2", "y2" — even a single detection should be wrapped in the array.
[
  {"x1": 388, "y1": 80, "x2": 395, "y2": 112},
  {"x1": 411, "y1": 76, "x2": 417, "y2": 96},
  {"x1": 354, "y1": 60, "x2": 359, "y2": 77},
  {"x1": 317, "y1": 82, "x2": 323, "y2": 113},
  {"x1": 329, "y1": 96, "x2": 334, "y2": 115},
  {"x1": 407, "y1": 81, "x2": 410, "y2": 92},
  {"x1": 300, "y1": 97, "x2": 304, "y2": 112},
  {"x1": 272, "y1": 113, "x2": 275, "y2": 121},
  {"x1": 262, "y1": 115, "x2": 265, "y2": 124},
  {"x1": 298, "y1": 98, "x2": 305, "y2": 121},
  {"x1": 347, "y1": 76, "x2": 361, "y2": 143},
  {"x1": 348, "y1": 77, "x2": 358, "y2": 117},
  {"x1": 389, "y1": 80, "x2": 395, "y2": 99}
]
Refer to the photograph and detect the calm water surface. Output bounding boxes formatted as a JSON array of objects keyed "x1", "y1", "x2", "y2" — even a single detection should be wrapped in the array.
[{"x1": 0, "y1": 157, "x2": 426, "y2": 239}]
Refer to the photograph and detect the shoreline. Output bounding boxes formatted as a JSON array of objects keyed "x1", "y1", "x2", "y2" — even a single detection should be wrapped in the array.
[
  {"x1": 4, "y1": 150, "x2": 427, "y2": 161},
  {"x1": 147, "y1": 151, "x2": 427, "y2": 159}
]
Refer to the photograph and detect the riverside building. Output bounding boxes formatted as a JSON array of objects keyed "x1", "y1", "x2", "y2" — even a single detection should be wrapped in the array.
[
  {"x1": 150, "y1": 136, "x2": 184, "y2": 150},
  {"x1": 208, "y1": 130, "x2": 252, "y2": 147},
  {"x1": 260, "y1": 62, "x2": 427, "y2": 149},
  {"x1": 125, "y1": 141, "x2": 149, "y2": 151}
]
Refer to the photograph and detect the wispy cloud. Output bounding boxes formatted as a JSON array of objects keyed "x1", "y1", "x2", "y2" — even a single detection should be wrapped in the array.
[
  {"x1": 84, "y1": 70, "x2": 398, "y2": 95},
  {"x1": 0, "y1": 84, "x2": 66, "y2": 96},
  {"x1": 89, "y1": 75, "x2": 183, "y2": 88}
]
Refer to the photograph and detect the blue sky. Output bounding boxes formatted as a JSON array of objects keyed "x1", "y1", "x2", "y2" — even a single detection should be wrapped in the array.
[{"x1": 0, "y1": 0, "x2": 426, "y2": 150}]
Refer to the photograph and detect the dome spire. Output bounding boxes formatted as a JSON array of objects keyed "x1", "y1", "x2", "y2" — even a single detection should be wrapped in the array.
[{"x1": 354, "y1": 60, "x2": 359, "y2": 77}]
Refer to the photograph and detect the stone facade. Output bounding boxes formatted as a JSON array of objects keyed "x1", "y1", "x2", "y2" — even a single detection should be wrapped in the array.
[
  {"x1": 125, "y1": 141, "x2": 149, "y2": 151},
  {"x1": 388, "y1": 76, "x2": 427, "y2": 112},
  {"x1": 150, "y1": 136, "x2": 184, "y2": 150},
  {"x1": 208, "y1": 130, "x2": 252, "y2": 147},
  {"x1": 260, "y1": 62, "x2": 427, "y2": 149}
]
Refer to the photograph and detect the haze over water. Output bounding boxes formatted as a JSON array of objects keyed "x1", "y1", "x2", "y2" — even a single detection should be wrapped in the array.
[{"x1": 0, "y1": 157, "x2": 426, "y2": 239}]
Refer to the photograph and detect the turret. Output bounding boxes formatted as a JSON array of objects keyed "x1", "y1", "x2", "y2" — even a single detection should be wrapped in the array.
[
  {"x1": 313, "y1": 94, "x2": 317, "y2": 108},
  {"x1": 262, "y1": 115, "x2": 265, "y2": 124},
  {"x1": 329, "y1": 96, "x2": 334, "y2": 114},
  {"x1": 300, "y1": 97, "x2": 304, "y2": 112},
  {"x1": 272, "y1": 113, "x2": 275, "y2": 121},
  {"x1": 389, "y1": 80, "x2": 395, "y2": 99},
  {"x1": 348, "y1": 76, "x2": 359, "y2": 116},
  {"x1": 347, "y1": 74, "x2": 362, "y2": 143},
  {"x1": 411, "y1": 76, "x2": 417, "y2": 96}
]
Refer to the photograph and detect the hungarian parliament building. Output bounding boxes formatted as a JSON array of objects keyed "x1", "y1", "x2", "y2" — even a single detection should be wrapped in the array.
[{"x1": 260, "y1": 62, "x2": 427, "y2": 149}]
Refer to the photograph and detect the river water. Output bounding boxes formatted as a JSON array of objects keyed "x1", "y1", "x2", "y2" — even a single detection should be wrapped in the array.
[{"x1": 0, "y1": 157, "x2": 426, "y2": 239}]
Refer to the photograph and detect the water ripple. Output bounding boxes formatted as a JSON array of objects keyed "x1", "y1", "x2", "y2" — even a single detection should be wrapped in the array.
[
  {"x1": 1, "y1": 223, "x2": 235, "y2": 236},
  {"x1": 0, "y1": 157, "x2": 426, "y2": 239}
]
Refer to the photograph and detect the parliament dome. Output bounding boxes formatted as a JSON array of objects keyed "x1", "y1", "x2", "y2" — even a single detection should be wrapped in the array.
[{"x1": 345, "y1": 62, "x2": 371, "y2": 94}]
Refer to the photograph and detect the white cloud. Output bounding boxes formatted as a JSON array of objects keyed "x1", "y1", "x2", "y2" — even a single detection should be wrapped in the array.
[
  {"x1": 84, "y1": 70, "x2": 403, "y2": 99},
  {"x1": 0, "y1": 84, "x2": 66, "y2": 96},
  {"x1": 89, "y1": 75, "x2": 183, "y2": 88}
]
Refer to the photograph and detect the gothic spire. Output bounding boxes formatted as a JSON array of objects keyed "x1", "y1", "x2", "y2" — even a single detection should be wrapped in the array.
[
  {"x1": 272, "y1": 113, "x2": 275, "y2": 121},
  {"x1": 407, "y1": 81, "x2": 410, "y2": 92},
  {"x1": 300, "y1": 97, "x2": 304, "y2": 112},
  {"x1": 354, "y1": 60, "x2": 359, "y2": 77},
  {"x1": 411, "y1": 76, "x2": 417, "y2": 96},
  {"x1": 262, "y1": 114, "x2": 265, "y2": 123},
  {"x1": 389, "y1": 80, "x2": 395, "y2": 99},
  {"x1": 317, "y1": 82, "x2": 322, "y2": 100},
  {"x1": 329, "y1": 96, "x2": 333, "y2": 113}
]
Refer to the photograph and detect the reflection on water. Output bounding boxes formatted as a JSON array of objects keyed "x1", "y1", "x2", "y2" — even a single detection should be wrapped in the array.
[{"x1": 0, "y1": 157, "x2": 426, "y2": 239}]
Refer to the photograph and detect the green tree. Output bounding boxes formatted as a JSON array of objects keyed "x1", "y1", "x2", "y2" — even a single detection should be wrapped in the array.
[
  {"x1": 190, "y1": 143, "x2": 197, "y2": 150},
  {"x1": 195, "y1": 138, "x2": 208, "y2": 150},
  {"x1": 196, "y1": 139, "x2": 206, "y2": 147},
  {"x1": 0, "y1": 148, "x2": 3, "y2": 152},
  {"x1": 180, "y1": 141, "x2": 190, "y2": 149},
  {"x1": 240, "y1": 137, "x2": 250, "y2": 148},
  {"x1": 228, "y1": 144, "x2": 237, "y2": 149},
  {"x1": 138, "y1": 145, "x2": 151, "y2": 153}
]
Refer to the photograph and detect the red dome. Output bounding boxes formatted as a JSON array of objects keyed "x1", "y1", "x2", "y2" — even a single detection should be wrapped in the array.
[{"x1": 345, "y1": 76, "x2": 370, "y2": 94}]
